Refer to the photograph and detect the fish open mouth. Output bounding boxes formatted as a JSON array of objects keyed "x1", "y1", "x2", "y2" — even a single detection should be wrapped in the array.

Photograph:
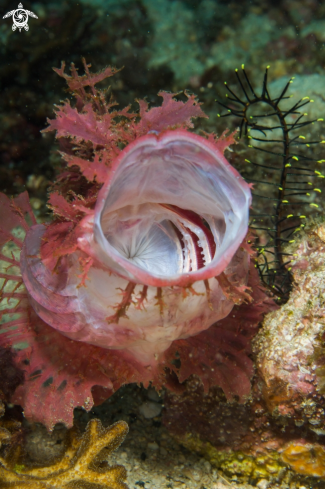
[
  {"x1": 103, "y1": 203, "x2": 217, "y2": 276},
  {"x1": 94, "y1": 130, "x2": 251, "y2": 287}
]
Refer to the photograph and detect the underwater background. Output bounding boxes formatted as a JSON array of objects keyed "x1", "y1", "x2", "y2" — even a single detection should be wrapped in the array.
[{"x1": 1, "y1": 0, "x2": 325, "y2": 488}]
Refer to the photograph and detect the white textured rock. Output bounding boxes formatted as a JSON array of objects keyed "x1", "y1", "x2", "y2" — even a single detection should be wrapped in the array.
[{"x1": 254, "y1": 219, "x2": 325, "y2": 430}]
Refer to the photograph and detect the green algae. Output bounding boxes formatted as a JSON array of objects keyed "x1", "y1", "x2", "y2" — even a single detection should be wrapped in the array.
[{"x1": 178, "y1": 432, "x2": 287, "y2": 480}]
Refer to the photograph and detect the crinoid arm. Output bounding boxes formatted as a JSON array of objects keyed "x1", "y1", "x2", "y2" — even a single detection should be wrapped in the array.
[{"x1": 217, "y1": 65, "x2": 324, "y2": 302}]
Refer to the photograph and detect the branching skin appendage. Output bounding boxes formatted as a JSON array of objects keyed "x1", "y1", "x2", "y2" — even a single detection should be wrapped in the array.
[
  {"x1": 106, "y1": 282, "x2": 137, "y2": 324},
  {"x1": 217, "y1": 65, "x2": 324, "y2": 302}
]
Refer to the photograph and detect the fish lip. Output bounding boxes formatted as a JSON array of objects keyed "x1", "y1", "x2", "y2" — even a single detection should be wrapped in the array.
[{"x1": 92, "y1": 129, "x2": 251, "y2": 287}]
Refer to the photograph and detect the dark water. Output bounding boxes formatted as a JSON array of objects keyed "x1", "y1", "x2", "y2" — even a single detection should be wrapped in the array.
[{"x1": 1, "y1": 0, "x2": 324, "y2": 200}]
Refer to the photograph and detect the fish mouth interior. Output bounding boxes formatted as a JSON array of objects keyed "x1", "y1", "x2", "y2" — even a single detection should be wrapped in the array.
[
  {"x1": 94, "y1": 136, "x2": 250, "y2": 282},
  {"x1": 102, "y1": 203, "x2": 219, "y2": 277}
]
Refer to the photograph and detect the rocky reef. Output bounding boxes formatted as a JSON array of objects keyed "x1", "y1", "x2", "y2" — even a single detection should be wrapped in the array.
[
  {"x1": 254, "y1": 218, "x2": 325, "y2": 434},
  {"x1": 163, "y1": 219, "x2": 325, "y2": 483}
]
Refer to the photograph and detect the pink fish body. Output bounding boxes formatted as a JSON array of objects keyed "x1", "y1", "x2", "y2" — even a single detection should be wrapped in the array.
[
  {"x1": 0, "y1": 62, "x2": 272, "y2": 428},
  {"x1": 20, "y1": 130, "x2": 251, "y2": 365}
]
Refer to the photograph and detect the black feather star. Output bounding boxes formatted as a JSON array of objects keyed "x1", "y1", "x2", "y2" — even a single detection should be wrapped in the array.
[{"x1": 216, "y1": 65, "x2": 324, "y2": 302}]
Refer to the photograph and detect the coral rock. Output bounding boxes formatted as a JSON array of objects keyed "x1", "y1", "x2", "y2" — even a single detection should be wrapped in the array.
[
  {"x1": 281, "y1": 441, "x2": 325, "y2": 478},
  {"x1": 163, "y1": 377, "x2": 288, "y2": 480},
  {"x1": 254, "y1": 219, "x2": 325, "y2": 433},
  {"x1": 0, "y1": 418, "x2": 129, "y2": 488}
]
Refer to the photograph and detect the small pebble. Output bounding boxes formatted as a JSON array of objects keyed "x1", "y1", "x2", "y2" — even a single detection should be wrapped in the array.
[
  {"x1": 211, "y1": 468, "x2": 219, "y2": 480},
  {"x1": 138, "y1": 401, "x2": 162, "y2": 419},
  {"x1": 257, "y1": 479, "x2": 270, "y2": 489},
  {"x1": 202, "y1": 459, "x2": 211, "y2": 473},
  {"x1": 212, "y1": 483, "x2": 229, "y2": 489},
  {"x1": 147, "y1": 441, "x2": 159, "y2": 450},
  {"x1": 191, "y1": 469, "x2": 202, "y2": 482}
]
